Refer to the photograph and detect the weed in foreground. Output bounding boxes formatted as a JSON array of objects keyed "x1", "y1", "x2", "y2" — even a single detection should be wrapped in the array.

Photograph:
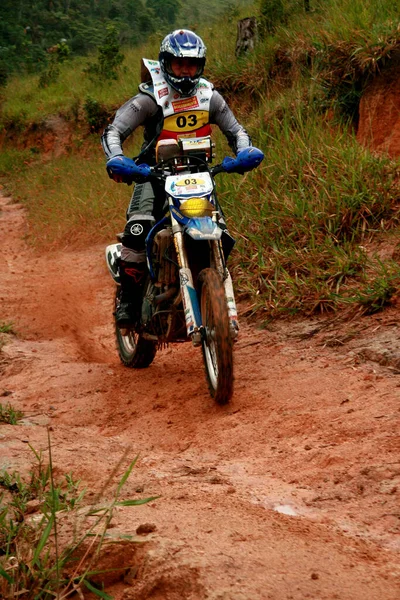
[
  {"x1": 0, "y1": 403, "x2": 23, "y2": 425},
  {"x1": 0, "y1": 321, "x2": 16, "y2": 354},
  {"x1": 0, "y1": 431, "x2": 158, "y2": 599},
  {"x1": 0, "y1": 322, "x2": 15, "y2": 335}
]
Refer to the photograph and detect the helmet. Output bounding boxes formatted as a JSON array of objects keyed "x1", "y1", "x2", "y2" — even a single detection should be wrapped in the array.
[{"x1": 159, "y1": 29, "x2": 206, "y2": 96}]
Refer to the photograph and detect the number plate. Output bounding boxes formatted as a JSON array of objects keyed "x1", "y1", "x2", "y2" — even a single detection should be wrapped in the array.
[{"x1": 166, "y1": 172, "x2": 214, "y2": 198}]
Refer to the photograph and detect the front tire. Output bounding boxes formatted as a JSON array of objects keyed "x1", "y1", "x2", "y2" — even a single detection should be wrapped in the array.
[
  {"x1": 199, "y1": 268, "x2": 233, "y2": 404},
  {"x1": 114, "y1": 288, "x2": 157, "y2": 368}
]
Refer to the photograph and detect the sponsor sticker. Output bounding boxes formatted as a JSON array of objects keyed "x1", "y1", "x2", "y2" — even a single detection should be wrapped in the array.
[
  {"x1": 158, "y1": 87, "x2": 169, "y2": 99},
  {"x1": 172, "y1": 96, "x2": 199, "y2": 112},
  {"x1": 180, "y1": 272, "x2": 189, "y2": 286}
]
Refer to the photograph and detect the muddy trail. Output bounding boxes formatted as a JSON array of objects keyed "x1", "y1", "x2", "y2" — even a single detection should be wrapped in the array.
[{"x1": 1, "y1": 192, "x2": 399, "y2": 600}]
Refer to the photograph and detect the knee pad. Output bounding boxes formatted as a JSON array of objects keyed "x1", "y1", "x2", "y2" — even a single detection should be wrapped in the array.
[{"x1": 121, "y1": 214, "x2": 155, "y2": 251}]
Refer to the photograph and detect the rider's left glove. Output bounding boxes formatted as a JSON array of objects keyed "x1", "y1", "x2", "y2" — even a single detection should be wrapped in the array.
[
  {"x1": 106, "y1": 155, "x2": 151, "y2": 184},
  {"x1": 222, "y1": 146, "x2": 264, "y2": 175}
]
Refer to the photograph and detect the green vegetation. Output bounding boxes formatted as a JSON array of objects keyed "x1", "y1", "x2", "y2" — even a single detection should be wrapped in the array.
[
  {"x1": 0, "y1": 441, "x2": 158, "y2": 598},
  {"x1": 0, "y1": 322, "x2": 15, "y2": 353},
  {"x1": 0, "y1": 403, "x2": 23, "y2": 425},
  {"x1": 0, "y1": 0, "x2": 253, "y2": 85},
  {"x1": 0, "y1": 0, "x2": 399, "y2": 318},
  {"x1": 0, "y1": 323, "x2": 15, "y2": 335}
]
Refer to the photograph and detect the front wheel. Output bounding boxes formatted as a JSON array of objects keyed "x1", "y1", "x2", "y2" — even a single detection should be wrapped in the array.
[
  {"x1": 114, "y1": 288, "x2": 157, "y2": 368},
  {"x1": 199, "y1": 268, "x2": 233, "y2": 404}
]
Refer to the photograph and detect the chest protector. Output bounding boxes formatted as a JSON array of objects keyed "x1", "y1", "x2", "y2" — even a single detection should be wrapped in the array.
[{"x1": 140, "y1": 58, "x2": 213, "y2": 142}]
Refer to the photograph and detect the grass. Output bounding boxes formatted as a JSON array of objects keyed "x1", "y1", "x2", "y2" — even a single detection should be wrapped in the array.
[
  {"x1": 0, "y1": 403, "x2": 23, "y2": 425},
  {"x1": 0, "y1": 323, "x2": 15, "y2": 335},
  {"x1": 0, "y1": 140, "x2": 133, "y2": 249},
  {"x1": 0, "y1": 0, "x2": 399, "y2": 318},
  {"x1": 215, "y1": 109, "x2": 400, "y2": 316},
  {"x1": 0, "y1": 436, "x2": 158, "y2": 598},
  {"x1": 0, "y1": 322, "x2": 16, "y2": 353}
]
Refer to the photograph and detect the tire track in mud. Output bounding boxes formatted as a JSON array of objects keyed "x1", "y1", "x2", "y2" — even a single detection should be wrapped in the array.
[{"x1": 1, "y1": 193, "x2": 400, "y2": 599}]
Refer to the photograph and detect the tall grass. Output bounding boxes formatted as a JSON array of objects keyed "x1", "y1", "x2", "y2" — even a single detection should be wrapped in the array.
[
  {"x1": 0, "y1": 144, "x2": 132, "y2": 248},
  {"x1": 0, "y1": 0, "x2": 399, "y2": 317},
  {"x1": 216, "y1": 109, "x2": 400, "y2": 316},
  {"x1": 1, "y1": 442, "x2": 158, "y2": 598}
]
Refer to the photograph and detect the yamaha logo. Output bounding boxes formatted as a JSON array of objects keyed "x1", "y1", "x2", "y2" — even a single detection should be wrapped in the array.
[{"x1": 130, "y1": 223, "x2": 143, "y2": 236}]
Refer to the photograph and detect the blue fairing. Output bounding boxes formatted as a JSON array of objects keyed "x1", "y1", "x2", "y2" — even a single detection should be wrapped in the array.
[
  {"x1": 170, "y1": 208, "x2": 222, "y2": 240},
  {"x1": 170, "y1": 206, "x2": 191, "y2": 226}
]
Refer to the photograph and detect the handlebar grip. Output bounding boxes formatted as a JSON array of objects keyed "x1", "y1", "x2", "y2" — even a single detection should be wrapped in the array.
[{"x1": 106, "y1": 156, "x2": 151, "y2": 183}]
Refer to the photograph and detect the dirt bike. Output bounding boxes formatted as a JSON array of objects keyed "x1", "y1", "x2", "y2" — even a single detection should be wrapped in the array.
[{"x1": 105, "y1": 136, "x2": 263, "y2": 405}]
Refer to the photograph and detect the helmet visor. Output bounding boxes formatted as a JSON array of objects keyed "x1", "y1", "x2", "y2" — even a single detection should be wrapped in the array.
[{"x1": 165, "y1": 56, "x2": 205, "y2": 79}]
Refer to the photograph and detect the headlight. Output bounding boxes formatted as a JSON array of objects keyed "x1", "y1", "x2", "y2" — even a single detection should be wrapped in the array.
[{"x1": 179, "y1": 198, "x2": 214, "y2": 218}]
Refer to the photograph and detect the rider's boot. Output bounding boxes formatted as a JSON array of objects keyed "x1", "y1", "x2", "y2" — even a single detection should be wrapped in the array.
[{"x1": 116, "y1": 260, "x2": 147, "y2": 328}]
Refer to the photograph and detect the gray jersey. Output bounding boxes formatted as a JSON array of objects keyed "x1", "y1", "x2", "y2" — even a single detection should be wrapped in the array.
[{"x1": 101, "y1": 88, "x2": 251, "y2": 160}]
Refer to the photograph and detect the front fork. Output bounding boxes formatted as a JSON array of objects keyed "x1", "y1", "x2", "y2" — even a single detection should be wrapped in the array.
[
  {"x1": 211, "y1": 240, "x2": 239, "y2": 338},
  {"x1": 173, "y1": 227, "x2": 203, "y2": 345},
  {"x1": 173, "y1": 223, "x2": 239, "y2": 345}
]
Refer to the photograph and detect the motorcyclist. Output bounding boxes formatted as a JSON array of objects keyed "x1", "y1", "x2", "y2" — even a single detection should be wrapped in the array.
[{"x1": 101, "y1": 29, "x2": 252, "y2": 328}]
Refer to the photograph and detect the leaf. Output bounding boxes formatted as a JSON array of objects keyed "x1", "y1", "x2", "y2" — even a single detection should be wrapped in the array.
[
  {"x1": 33, "y1": 515, "x2": 54, "y2": 565},
  {"x1": 83, "y1": 579, "x2": 113, "y2": 599},
  {"x1": 116, "y1": 495, "x2": 160, "y2": 507},
  {"x1": 116, "y1": 456, "x2": 139, "y2": 496},
  {"x1": 28, "y1": 443, "x2": 41, "y2": 462},
  {"x1": 0, "y1": 565, "x2": 13, "y2": 583},
  {"x1": 86, "y1": 507, "x2": 109, "y2": 516}
]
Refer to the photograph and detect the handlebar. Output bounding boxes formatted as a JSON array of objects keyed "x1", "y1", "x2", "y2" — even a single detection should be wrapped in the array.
[{"x1": 106, "y1": 146, "x2": 264, "y2": 184}]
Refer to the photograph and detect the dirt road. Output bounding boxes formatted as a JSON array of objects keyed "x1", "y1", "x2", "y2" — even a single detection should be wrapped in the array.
[{"x1": 1, "y1": 192, "x2": 399, "y2": 599}]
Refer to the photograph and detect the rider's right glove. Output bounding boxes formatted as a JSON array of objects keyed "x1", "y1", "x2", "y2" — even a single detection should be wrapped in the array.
[{"x1": 106, "y1": 155, "x2": 151, "y2": 184}]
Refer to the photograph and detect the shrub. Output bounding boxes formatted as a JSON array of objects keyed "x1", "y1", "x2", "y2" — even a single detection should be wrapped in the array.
[
  {"x1": 85, "y1": 24, "x2": 125, "y2": 82},
  {"x1": 83, "y1": 96, "x2": 110, "y2": 132}
]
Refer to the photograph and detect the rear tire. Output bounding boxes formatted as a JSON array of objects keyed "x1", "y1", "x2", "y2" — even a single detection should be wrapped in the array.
[
  {"x1": 199, "y1": 268, "x2": 233, "y2": 404},
  {"x1": 114, "y1": 288, "x2": 157, "y2": 368}
]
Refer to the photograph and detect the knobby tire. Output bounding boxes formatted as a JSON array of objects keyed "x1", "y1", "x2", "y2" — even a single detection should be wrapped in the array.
[
  {"x1": 114, "y1": 288, "x2": 157, "y2": 368},
  {"x1": 199, "y1": 268, "x2": 234, "y2": 404}
]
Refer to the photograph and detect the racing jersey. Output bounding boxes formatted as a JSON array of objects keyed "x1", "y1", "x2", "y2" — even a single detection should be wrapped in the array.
[{"x1": 102, "y1": 60, "x2": 251, "y2": 163}]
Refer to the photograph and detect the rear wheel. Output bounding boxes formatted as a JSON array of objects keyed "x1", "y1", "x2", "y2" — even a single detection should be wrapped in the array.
[
  {"x1": 199, "y1": 268, "x2": 233, "y2": 404},
  {"x1": 114, "y1": 288, "x2": 157, "y2": 368}
]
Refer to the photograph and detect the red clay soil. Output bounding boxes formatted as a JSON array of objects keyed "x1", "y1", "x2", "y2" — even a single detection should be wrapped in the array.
[
  {"x1": 357, "y1": 62, "x2": 400, "y2": 158},
  {"x1": 1, "y1": 191, "x2": 399, "y2": 599}
]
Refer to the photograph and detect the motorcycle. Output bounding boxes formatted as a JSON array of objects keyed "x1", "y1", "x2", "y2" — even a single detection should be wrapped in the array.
[{"x1": 105, "y1": 136, "x2": 263, "y2": 405}]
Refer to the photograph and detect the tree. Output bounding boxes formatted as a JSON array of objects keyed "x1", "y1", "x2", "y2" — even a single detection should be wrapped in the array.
[{"x1": 147, "y1": 0, "x2": 181, "y2": 26}]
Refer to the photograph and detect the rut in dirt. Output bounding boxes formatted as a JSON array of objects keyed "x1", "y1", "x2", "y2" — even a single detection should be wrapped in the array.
[{"x1": 1, "y1": 193, "x2": 400, "y2": 600}]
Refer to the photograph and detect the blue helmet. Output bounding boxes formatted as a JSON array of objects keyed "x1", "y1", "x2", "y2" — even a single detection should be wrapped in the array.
[{"x1": 159, "y1": 29, "x2": 206, "y2": 96}]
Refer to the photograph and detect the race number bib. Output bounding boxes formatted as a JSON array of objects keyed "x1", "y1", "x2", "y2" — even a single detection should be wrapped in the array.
[{"x1": 163, "y1": 111, "x2": 209, "y2": 134}]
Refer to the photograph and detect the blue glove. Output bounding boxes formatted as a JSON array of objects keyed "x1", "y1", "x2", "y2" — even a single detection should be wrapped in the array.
[
  {"x1": 222, "y1": 146, "x2": 264, "y2": 174},
  {"x1": 106, "y1": 155, "x2": 151, "y2": 183}
]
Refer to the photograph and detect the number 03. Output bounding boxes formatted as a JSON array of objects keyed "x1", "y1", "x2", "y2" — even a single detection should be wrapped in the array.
[{"x1": 176, "y1": 114, "x2": 198, "y2": 128}]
